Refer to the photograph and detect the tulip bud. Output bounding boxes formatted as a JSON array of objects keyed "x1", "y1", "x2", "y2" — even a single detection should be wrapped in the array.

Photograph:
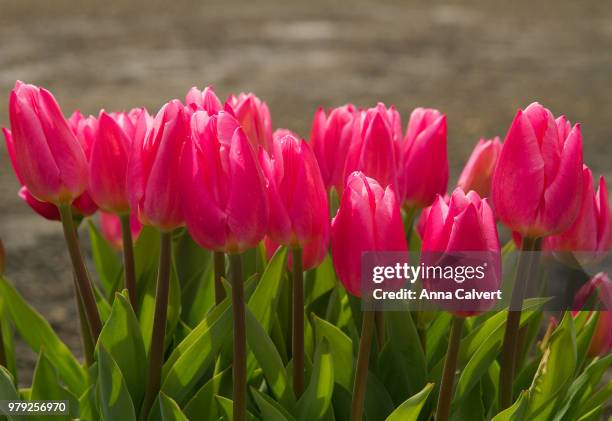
[
  {"x1": 545, "y1": 167, "x2": 612, "y2": 264},
  {"x1": 182, "y1": 111, "x2": 269, "y2": 253},
  {"x1": 421, "y1": 188, "x2": 501, "y2": 316},
  {"x1": 416, "y1": 194, "x2": 449, "y2": 239},
  {"x1": 310, "y1": 104, "x2": 357, "y2": 192},
  {"x1": 572, "y1": 272, "x2": 612, "y2": 356},
  {"x1": 185, "y1": 86, "x2": 222, "y2": 115},
  {"x1": 331, "y1": 172, "x2": 407, "y2": 296},
  {"x1": 344, "y1": 103, "x2": 401, "y2": 195},
  {"x1": 492, "y1": 103, "x2": 584, "y2": 237},
  {"x1": 273, "y1": 128, "x2": 299, "y2": 142},
  {"x1": 128, "y1": 100, "x2": 188, "y2": 230},
  {"x1": 398, "y1": 108, "x2": 448, "y2": 208},
  {"x1": 5, "y1": 81, "x2": 88, "y2": 204},
  {"x1": 99, "y1": 211, "x2": 143, "y2": 250},
  {"x1": 457, "y1": 137, "x2": 501, "y2": 197},
  {"x1": 259, "y1": 134, "x2": 329, "y2": 257},
  {"x1": 225, "y1": 93, "x2": 273, "y2": 151}
]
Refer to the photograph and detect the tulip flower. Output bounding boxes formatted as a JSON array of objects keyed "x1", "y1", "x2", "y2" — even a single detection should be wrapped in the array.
[
  {"x1": 398, "y1": 108, "x2": 448, "y2": 208},
  {"x1": 457, "y1": 137, "x2": 501, "y2": 197},
  {"x1": 545, "y1": 167, "x2": 612, "y2": 264},
  {"x1": 492, "y1": 103, "x2": 584, "y2": 238},
  {"x1": 343, "y1": 103, "x2": 401, "y2": 195},
  {"x1": 185, "y1": 86, "x2": 222, "y2": 115},
  {"x1": 5, "y1": 81, "x2": 89, "y2": 204},
  {"x1": 331, "y1": 172, "x2": 406, "y2": 421},
  {"x1": 259, "y1": 134, "x2": 329, "y2": 250},
  {"x1": 273, "y1": 128, "x2": 299, "y2": 142},
  {"x1": 225, "y1": 92, "x2": 273, "y2": 151},
  {"x1": 128, "y1": 100, "x2": 187, "y2": 231},
  {"x1": 572, "y1": 272, "x2": 612, "y2": 356},
  {"x1": 99, "y1": 211, "x2": 142, "y2": 250},
  {"x1": 416, "y1": 194, "x2": 449, "y2": 240},
  {"x1": 182, "y1": 110, "x2": 269, "y2": 253},
  {"x1": 310, "y1": 104, "x2": 358, "y2": 192},
  {"x1": 4, "y1": 127, "x2": 97, "y2": 219},
  {"x1": 331, "y1": 172, "x2": 407, "y2": 296},
  {"x1": 263, "y1": 235, "x2": 328, "y2": 271}
]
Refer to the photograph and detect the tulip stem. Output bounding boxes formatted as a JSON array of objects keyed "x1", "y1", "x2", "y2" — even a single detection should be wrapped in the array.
[
  {"x1": 230, "y1": 253, "x2": 247, "y2": 421},
  {"x1": 351, "y1": 310, "x2": 375, "y2": 421},
  {"x1": 214, "y1": 251, "x2": 226, "y2": 305},
  {"x1": 499, "y1": 236, "x2": 541, "y2": 410},
  {"x1": 120, "y1": 214, "x2": 138, "y2": 311},
  {"x1": 141, "y1": 231, "x2": 172, "y2": 421},
  {"x1": 402, "y1": 206, "x2": 418, "y2": 245},
  {"x1": 292, "y1": 247, "x2": 305, "y2": 397},
  {"x1": 73, "y1": 274, "x2": 94, "y2": 366},
  {"x1": 58, "y1": 204, "x2": 102, "y2": 341},
  {"x1": 435, "y1": 316, "x2": 464, "y2": 421}
]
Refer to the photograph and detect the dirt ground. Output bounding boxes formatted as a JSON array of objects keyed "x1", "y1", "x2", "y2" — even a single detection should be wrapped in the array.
[{"x1": 1, "y1": 0, "x2": 611, "y2": 385}]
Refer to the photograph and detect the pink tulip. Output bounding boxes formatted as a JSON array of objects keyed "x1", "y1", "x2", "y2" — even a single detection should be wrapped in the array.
[
  {"x1": 88, "y1": 108, "x2": 150, "y2": 214},
  {"x1": 5, "y1": 81, "x2": 88, "y2": 204},
  {"x1": 344, "y1": 103, "x2": 401, "y2": 195},
  {"x1": 128, "y1": 100, "x2": 188, "y2": 230},
  {"x1": 545, "y1": 167, "x2": 612, "y2": 264},
  {"x1": 259, "y1": 134, "x2": 329, "y2": 253},
  {"x1": 572, "y1": 272, "x2": 612, "y2": 356},
  {"x1": 273, "y1": 128, "x2": 299, "y2": 142},
  {"x1": 416, "y1": 194, "x2": 449, "y2": 239},
  {"x1": 99, "y1": 211, "x2": 143, "y2": 250},
  {"x1": 421, "y1": 188, "x2": 501, "y2": 316},
  {"x1": 185, "y1": 86, "x2": 222, "y2": 115},
  {"x1": 492, "y1": 103, "x2": 584, "y2": 237},
  {"x1": 398, "y1": 108, "x2": 448, "y2": 208},
  {"x1": 225, "y1": 93, "x2": 273, "y2": 151},
  {"x1": 331, "y1": 172, "x2": 407, "y2": 296},
  {"x1": 457, "y1": 137, "x2": 502, "y2": 197},
  {"x1": 310, "y1": 104, "x2": 358, "y2": 192},
  {"x1": 182, "y1": 111, "x2": 268, "y2": 253},
  {"x1": 4, "y1": 127, "x2": 96, "y2": 220},
  {"x1": 264, "y1": 235, "x2": 328, "y2": 271}
]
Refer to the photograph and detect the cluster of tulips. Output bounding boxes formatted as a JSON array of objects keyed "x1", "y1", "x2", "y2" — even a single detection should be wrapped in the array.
[{"x1": 0, "y1": 80, "x2": 611, "y2": 421}]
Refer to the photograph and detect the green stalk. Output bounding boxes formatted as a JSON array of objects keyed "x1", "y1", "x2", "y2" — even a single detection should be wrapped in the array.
[
  {"x1": 58, "y1": 204, "x2": 102, "y2": 340},
  {"x1": 74, "y1": 274, "x2": 94, "y2": 366},
  {"x1": 120, "y1": 214, "x2": 138, "y2": 310},
  {"x1": 230, "y1": 253, "x2": 247, "y2": 421},
  {"x1": 292, "y1": 247, "x2": 305, "y2": 397},
  {"x1": 499, "y1": 236, "x2": 541, "y2": 410},
  {"x1": 435, "y1": 316, "x2": 464, "y2": 421},
  {"x1": 351, "y1": 310, "x2": 375, "y2": 421},
  {"x1": 141, "y1": 232, "x2": 172, "y2": 420},
  {"x1": 214, "y1": 251, "x2": 226, "y2": 305}
]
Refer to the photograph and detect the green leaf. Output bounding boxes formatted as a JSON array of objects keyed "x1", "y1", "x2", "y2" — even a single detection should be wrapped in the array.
[
  {"x1": 97, "y1": 345, "x2": 137, "y2": 421},
  {"x1": 161, "y1": 299, "x2": 233, "y2": 404},
  {"x1": 215, "y1": 395, "x2": 257, "y2": 421},
  {"x1": 30, "y1": 351, "x2": 79, "y2": 419},
  {"x1": 386, "y1": 382, "x2": 433, "y2": 421},
  {"x1": 453, "y1": 299, "x2": 548, "y2": 402},
  {"x1": 183, "y1": 368, "x2": 231, "y2": 421},
  {"x1": 305, "y1": 254, "x2": 336, "y2": 309},
  {"x1": 574, "y1": 311, "x2": 599, "y2": 372},
  {"x1": 251, "y1": 387, "x2": 297, "y2": 421},
  {"x1": 97, "y1": 292, "x2": 147, "y2": 408},
  {"x1": 526, "y1": 313, "x2": 576, "y2": 420},
  {"x1": 491, "y1": 391, "x2": 528, "y2": 421},
  {"x1": 0, "y1": 367, "x2": 18, "y2": 420},
  {"x1": 0, "y1": 296, "x2": 17, "y2": 384},
  {"x1": 312, "y1": 314, "x2": 353, "y2": 391},
  {"x1": 245, "y1": 306, "x2": 295, "y2": 408},
  {"x1": 134, "y1": 226, "x2": 160, "y2": 279},
  {"x1": 78, "y1": 385, "x2": 100, "y2": 421},
  {"x1": 378, "y1": 312, "x2": 426, "y2": 405},
  {"x1": 88, "y1": 220, "x2": 122, "y2": 298},
  {"x1": 450, "y1": 382, "x2": 484, "y2": 421},
  {"x1": 295, "y1": 339, "x2": 334, "y2": 421},
  {"x1": 0, "y1": 277, "x2": 86, "y2": 394},
  {"x1": 364, "y1": 372, "x2": 395, "y2": 421},
  {"x1": 248, "y1": 246, "x2": 288, "y2": 332},
  {"x1": 159, "y1": 392, "x2": 189, "y2": 421},
  {"x1": 180, "y1": 254, "x2": 215, "y2": 327}
]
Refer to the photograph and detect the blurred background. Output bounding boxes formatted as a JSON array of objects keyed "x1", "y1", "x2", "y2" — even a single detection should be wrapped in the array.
[{"x1": 1, "y1": 0, "x2": 611, "y2": 383}]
